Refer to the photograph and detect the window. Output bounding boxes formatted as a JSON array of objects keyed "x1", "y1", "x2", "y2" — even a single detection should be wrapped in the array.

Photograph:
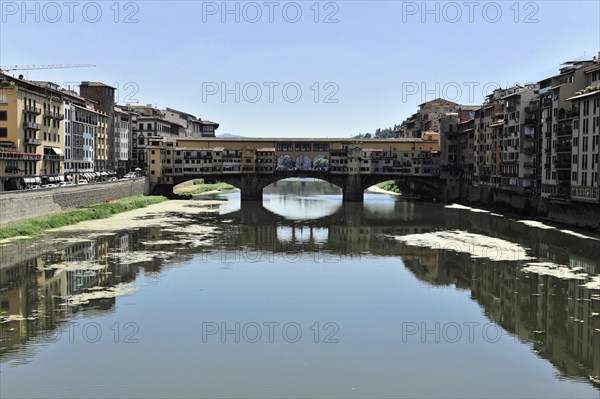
[
  {"x1": 0, "y1": 110, "x2": 6, "y2": 121},
  {"x1": 0, "y1": 127, "x2": 7, "y2": 137}
]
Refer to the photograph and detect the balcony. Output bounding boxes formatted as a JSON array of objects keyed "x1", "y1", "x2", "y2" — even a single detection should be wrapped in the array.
[
  {"x1": 44, "y1": 155, "x2": 64, "y2": 161},
  {"x1": 0, "y1": 150, "x2": 41, "y2": 161},
  {"x1": 541, "y1": 98, "x2": 553, "y2": 108},
  {"x1": 524, "y1": 161, "x2": 536, "y2": 168},
  {"x1": 557, "y1": 108, "x2": 578, "y2": 120},
  {"x1": 525, "y1": 105, "x2": 539, "y2": 114},
  {"x1": 524, "y1": 147, "x2": 536, "y2": 154},
  {"x1": 23, "y1": 105, "x2": 41, "y2": 115},
  {"x1": 555, "y1": 143, "x2": 572, "y2": 153},
  {"x1": 26, "y1": 138, "x2": 42, "y2": 146},
  {"x1": 556, "y1": 172, "x2": 571, "y2": 183},
  {"x1": 23, "y1": 121, "x2": 41, "y2": 130},
  {"x1": 524, "y1": 118, "x2": 538, "y2": 126},
  {"x1": 556, "y1": 126, "x2": 572, "y2": 137},
  {"x1": 554, "y1": 159, "x2": 571, "y2": 169},
  {"x1": 46, "y1": 110, "x2": 64, "y2": 119},
  {"x1": 330, "y1": 150, "x2": 348, "y2": 157}
]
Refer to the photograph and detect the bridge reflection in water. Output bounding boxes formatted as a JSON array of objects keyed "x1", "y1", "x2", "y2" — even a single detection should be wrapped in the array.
[{"x1": 0, "y1": 193, "x2": 599, "y2": 388}]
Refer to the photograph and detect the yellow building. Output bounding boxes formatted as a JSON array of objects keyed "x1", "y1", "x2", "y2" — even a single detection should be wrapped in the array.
[{"x1": 0, "y1": 74, "x2": 65, "y2": 190}]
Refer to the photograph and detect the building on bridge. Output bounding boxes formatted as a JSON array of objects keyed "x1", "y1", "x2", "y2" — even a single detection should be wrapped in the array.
[{"x1": 145, "y1": 136, "x2": 441, "y2": 201}]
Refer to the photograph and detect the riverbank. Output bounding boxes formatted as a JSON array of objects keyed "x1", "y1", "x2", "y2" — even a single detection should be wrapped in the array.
[
  {"x1": 0, "y1": 195, "x2": 167, "y2": 240},
  {"x1": 366, "y1": 180, "x2": 401, "y2": 196},
  {"x1": 174, "y1": 181, "x2": 238, "y2": 196},
  {"x1": 367, "y1": 185, "x2": 401, "y2": 196}
]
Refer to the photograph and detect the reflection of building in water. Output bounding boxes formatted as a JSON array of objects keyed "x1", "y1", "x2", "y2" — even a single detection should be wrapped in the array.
[
  {"x1": 0, "y1": 259, "x2": 39, "y2": 350},
  {"x1": 401, "y1": 248, "x2": 469, "y2": 288},
  {"x1": 468, "y1": 259, "x2": 600, "y2": 383},
  {"x1": 569, "y1": 279, "x2": 600, "y2": 381},
  {"x1": 0, "y1": 231, "x2": 158, "y2": 360}
]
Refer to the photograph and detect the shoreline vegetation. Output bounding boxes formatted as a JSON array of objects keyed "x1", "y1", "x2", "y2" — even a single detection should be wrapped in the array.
[
  {"x1": 373, "y1": 180, "x2": 401, "y2": 195},
  {"x1": 0, "y1": 195, "x2": 167, "y2": 240},
  {"x1": 174, "y1": 180, "x2": 238, "y2": 196}
]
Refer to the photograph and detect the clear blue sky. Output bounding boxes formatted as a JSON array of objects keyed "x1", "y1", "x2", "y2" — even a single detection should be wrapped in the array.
[{"x1": 1, "y1": 1, "x2": 599, "y2": 137}]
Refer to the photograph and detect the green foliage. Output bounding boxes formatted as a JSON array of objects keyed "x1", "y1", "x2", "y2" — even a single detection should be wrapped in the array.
[
  {"x1": 0, "y1": 196, "x2": 167, "y2": 240},
  {"x1": 0, "y1": 80, "x2": 15, "y2": 88},
  {"x1": 575, "y1": 84, "x2": 600, "y2": 96},
  {"x1": 377, "y1": 180, "x2": 401, "y2": 193},
  {"x1": 175, "y1": 183, "x2": 237, "y2": 195},
  {"x1": 354, "y1": 126, "x2": 398, "y2": 139}
]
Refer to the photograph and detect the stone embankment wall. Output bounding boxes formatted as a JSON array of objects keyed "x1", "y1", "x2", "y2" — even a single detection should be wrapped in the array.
[
  {"x1": 439, "y1": 180, "x2": 600, "y2": 230},
  {"x1": 0, "y1": 179, "x2": 146, "y2": 226}
]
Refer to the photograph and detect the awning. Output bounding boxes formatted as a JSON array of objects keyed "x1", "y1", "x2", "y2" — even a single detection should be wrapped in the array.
[
  {"x1": 58, "y1": 176, "x2": 65, "y2": 182},
  {"x1": 101, "y1": 172, "x2": 108, "y2": 176},
  {"x1": 95, "y1": 172, "x2": 101, "y2": 176},
  {"x1": 52, "y1": 147, "x2": 64, "y2": 156},
  {"x1": 24, "y1": 177, "x2": 34, "y2": 184},
  {"x1": 34, "y1": 177, "x2": 41, "y2": 184},
  {"x1": 66, "y1": 175, "x2": 73, "y2": 180}
]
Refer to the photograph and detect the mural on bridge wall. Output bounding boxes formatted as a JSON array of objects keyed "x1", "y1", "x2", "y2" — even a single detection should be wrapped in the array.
[
  {"x1": 313, "y1": 155, "x2": 329, "y2": 171},
  {"x1": 295, "y1": 155, "x2": 312, "y2": 170},
  {"x1": 277, "y1": 155, "x2": 329, "y2": 171},
  {"x1": 277, "y1": 155, "x2": 295, "y2": 170}
]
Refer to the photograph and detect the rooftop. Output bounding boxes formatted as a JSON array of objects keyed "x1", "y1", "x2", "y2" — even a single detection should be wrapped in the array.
[{"x1": 81, "y1": 81, "x2": 116, "y2": 89}]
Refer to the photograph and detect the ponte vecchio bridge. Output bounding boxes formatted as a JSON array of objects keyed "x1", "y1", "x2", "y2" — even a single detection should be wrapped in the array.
[{"x1": 145, "y1": 136, "x2": 442, "y2": 201}]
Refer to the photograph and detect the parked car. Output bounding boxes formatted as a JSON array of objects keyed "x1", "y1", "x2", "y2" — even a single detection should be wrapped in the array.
[
  {"x1": 108, "y1": 177, "x2": 118, "y2": 182},
  {"x1": 26, "y1": 185, "x2": 40, "y2": 190},
  {"x1": 58, "y1": 182, "x2": 74, "y2": 187},
  {"x1": 78, "y1": 179, "x2": 89, "y2": 185}
]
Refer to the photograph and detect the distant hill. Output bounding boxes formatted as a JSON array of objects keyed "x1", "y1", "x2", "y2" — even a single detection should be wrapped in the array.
[
  {"x1": 217, "y1": 133, "x2": 245, "y2": 138},
  {"x1": 354, "y1": 126, "x2": 398, "y2": 139}
]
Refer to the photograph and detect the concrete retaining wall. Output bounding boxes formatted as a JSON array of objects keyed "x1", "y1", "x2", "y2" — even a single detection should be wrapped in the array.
[
  {"x1": 441, "y1": 180, "x2": 600, "y2": 231},
  {"x1": 0, "y1": 178, "x2": 146, "y2": 226}
]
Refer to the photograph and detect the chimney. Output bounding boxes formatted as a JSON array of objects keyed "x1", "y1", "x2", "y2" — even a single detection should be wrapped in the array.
[{"x1": 18, "y1": 74, "x2": 24, "y2": 80}]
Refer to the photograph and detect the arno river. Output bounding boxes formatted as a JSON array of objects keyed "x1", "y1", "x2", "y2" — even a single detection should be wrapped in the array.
[{"x1": 1, "y1": 179, "x2": 599, "y2": 398}]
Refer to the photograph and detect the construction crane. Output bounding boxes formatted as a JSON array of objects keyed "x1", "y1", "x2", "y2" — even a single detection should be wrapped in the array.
[{"x1": 0, "y1": 64, "x2": 96, "y2": 73}]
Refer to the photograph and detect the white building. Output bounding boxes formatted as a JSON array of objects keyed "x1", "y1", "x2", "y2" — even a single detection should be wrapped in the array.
[
  {"x1": 114, "y1": 107, "x2": 130, "y2": 175},
  {"x1": 63, "y1": 92, "x2": 101, "y2": 180}
]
